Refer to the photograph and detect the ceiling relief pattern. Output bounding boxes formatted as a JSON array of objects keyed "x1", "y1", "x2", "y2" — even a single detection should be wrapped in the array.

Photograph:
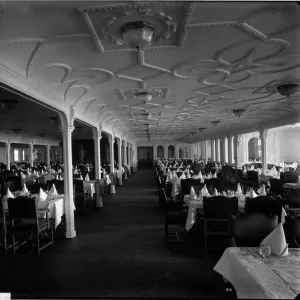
[{"x1": 0, "y1": 2, "x2": 299, "y2": 140}]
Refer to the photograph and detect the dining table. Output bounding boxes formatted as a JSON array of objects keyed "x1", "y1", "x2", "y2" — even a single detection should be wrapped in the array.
[
  {"x1": 214, "y1": 247, "x2": 300, "y2": 299},
  {"x1": 38, "y1": 194, "x2": 76, "y2": 229},
  {"x1": 184, "y1": 195, "x2": 287, "y2": 231}
]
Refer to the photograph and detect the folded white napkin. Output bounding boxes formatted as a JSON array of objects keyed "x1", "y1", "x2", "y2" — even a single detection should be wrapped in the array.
[
  {"x1": 85, "y1": 173, "x2": 90, "y2": 181},
  {"x1": 190, "y1": 186, "x2": 197, "y2": 200},
  {"x1": 250, "y1": 165, "x2": 254, "y2": 170},
  {"x1": 212, "y1": 173, "x2": 217, "y2": 178},
  {"x1": 249, "y1": 188, "x2": 257, "y2": 198},
  {"x1": 41, "y1": 169, "x2": 45, "y2": 175},
  {"x1": 180, "y1": 173, "x2": 186, "y2": 180},
  {"x1": 20, "y1": 172, "x2": 26, "y2": 179},
  {"x1": 186, "y1": 173, "x2": 191, "y2": 179},
  {"x1": 49, "y1": 184, "x2": 58, "y2": 196},
  {"x1": 207, "y1": 173, "x2": 211, "y2": 179},
  {"x1": 261, "y1": 223, "x2": 288, "y2": 256},
  {"x1": 201, "y1": 184, "x2": 209, "y2": 196},
  {"x1": 258, "y1": 169, "x2": 262, "y2": 175},
  {"x1": 199, "y1": 172, "x2": 203, "y2": 179},
  {"x1": 22, "y1": 183, "x2": 29, "y2": 194},
  {"x1": 6, "y1": 188, "x2": 14, "y2": 198},
  {"x1": 236, "y1": 183, "x2": 243, "y2": 194},
  {"x1": 271, "y1": 166, "x2": 277, "y2": 173},
  {"x1": 213, "y1": 188, "x2": 219, "y2": 196},
  {"x1": 79, "y1": 175, "x2": 83, "y2": 180},
  {"x1": 258, "y1": 184, "x2": 266, "y2": 196},
  {"x1": 59, "y1": 175, "x2": 63, "y2": 181},
  {"x1": 38, "y1": 188, "x2": 48, "y2": 201}
]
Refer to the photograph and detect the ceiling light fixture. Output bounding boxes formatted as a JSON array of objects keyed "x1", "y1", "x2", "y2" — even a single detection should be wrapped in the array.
[
  {"x1": 121, "y1": 21, "x2": 155, "y2": 51},
  {"x1": 233, "y1": 109, "x2": 246, "y2": 117},
  {"x1": 277, "y1": 83, "x2": 298, "y2": 97},
  {"x1": 1, "y1": 99, "x2": 18, "y2": 110},
  {"x1": 211, "y1": 121, "x2": 221, "y2": 127},
  {"x1": 198, "y1": 127, "x2": 206, "y2": 132}
]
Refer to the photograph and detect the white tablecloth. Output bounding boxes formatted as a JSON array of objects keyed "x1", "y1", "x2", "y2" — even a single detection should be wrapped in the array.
[
  {"x1": 83, "y1": 181, "x2": 96, "y2": 196},
  {"x1": 38, "y1": 195, "x2": 76, "y2": 229},
  {"x1": 184, "y1": 196, "x2": 286, "y2": 231},
  {"x1": 283, "y1": 182, "x2": 300, "y2": 189},
  {"x1": 214, "y1": 247, "x2": 300, "y2": 299}
]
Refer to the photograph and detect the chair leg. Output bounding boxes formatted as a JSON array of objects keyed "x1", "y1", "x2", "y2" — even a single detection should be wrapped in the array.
[
  {"x1": 37, "y1": 232, "x2": 40, "y2": 256},
  {"x1": 204, "y1": 220, "x2": 208, "y2": 258}
]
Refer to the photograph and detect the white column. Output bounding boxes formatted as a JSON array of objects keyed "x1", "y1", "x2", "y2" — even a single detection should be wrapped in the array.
[
  {"x1": 109, "y1": 136, "x2": 114, "y2": 173},
  {"x1": 29, "y1": 143, "x2": 34, "y2": 167},
  {"x1": 118, "y1": 139, "x2": 123, "y2": 186},
  {"x1": 92, "y1": 130, "x2": 101, "y2": 180},
  {"x1": 228, "y1": 135, "x2": 233, "y2": 164},
  {"x1": 61, "y1": 126, "x2": 76, "y2": 239},
  {"x1": 234, "y1": 134, "x2": 239, "y2": 168},
  {"x1": 128, "y1": 143, "x2": 131, "y2": 175},
  {"x1": 6, "y1": 142, "x2": 11, "y2": 170},
  {"x1": 46, "y1": 145, "x2": 51, "y2": 165},
  {"x1": 124, "y1": 141, "x2": 127, "y2": 166},
  {"x1": 210, "y1": 139, "x2": 214, "y2": 161},
  {"x1": 260, "y1": 128, "x2": 268, "y2": 172},
  {"x1": 109, "y1": 136, "x2": 116, "y2": 193},
  {"x1": 220, "y1": 137, "x2": 225, "y2": 164}
]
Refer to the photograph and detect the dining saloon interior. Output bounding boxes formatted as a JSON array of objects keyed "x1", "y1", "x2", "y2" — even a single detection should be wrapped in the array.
[{"x1": 0, "y1": 1, "x2": 300, "y2": 299}]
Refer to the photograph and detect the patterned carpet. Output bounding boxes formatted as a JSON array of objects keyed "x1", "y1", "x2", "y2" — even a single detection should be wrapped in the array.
[{"x1": 0, "y1": 169, "x2": 236, "y2": 299}]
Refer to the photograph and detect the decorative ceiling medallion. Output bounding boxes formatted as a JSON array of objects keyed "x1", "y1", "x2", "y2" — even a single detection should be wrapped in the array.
[
  {"x1": 253, "y1": 80, "x2": 300, "y2": 95},
  {"x1": 78, "y1": 2, "x2": 193, "y2": 53},
  {"x1": 119, "y1": 87, "x2": 168, "y2": 101}
]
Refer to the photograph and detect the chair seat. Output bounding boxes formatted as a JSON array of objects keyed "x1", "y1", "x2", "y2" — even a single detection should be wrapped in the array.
[{"x1": 13, "y1": 218, "x2": 49, "y2": 231}]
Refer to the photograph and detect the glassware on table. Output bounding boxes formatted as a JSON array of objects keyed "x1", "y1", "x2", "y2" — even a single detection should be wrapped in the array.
[{"x1": 258, "y1": 244, "x2": 271, "y2": 264}]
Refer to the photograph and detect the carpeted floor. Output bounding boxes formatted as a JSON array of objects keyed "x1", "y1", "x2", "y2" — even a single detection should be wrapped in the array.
[{"x1": 0, "y1": 169, "x2": 236, "y2": 299}]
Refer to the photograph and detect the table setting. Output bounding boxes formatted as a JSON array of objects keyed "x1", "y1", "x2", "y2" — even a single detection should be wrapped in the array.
[
  {"x1": 214, "y1": 223, "x2": 300, "y2": 299},
  {"x1": 184, "y1": 183, "x2": 286, "y2": 231}
]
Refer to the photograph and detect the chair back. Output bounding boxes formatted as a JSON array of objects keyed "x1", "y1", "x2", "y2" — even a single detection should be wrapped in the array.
[
  {"x1": 228, "y1": 213, "x2": 278, "y2": 247},
  {"x1": 203, "y1": 196, "x2": 238, "y2": 219},
  {"x1": 7, "y1": 196, "x2": 37, "y2": 219},
  {"x1": 27, "y1": 183, "x2": 47, "y2": 195},
  {"x1": 247, "y1": 170, "x2": 259, "y2": 182},
  {"x1": 188, "y1": 183, "x2": 205, "y2": 195},
  {"x1": 269, "y1": 178, "x2": 284, "y2": 196},
  {"x1": 73, "y1": 179, "x2": 84, "y2": 193},
  {"x1": 205, "y1": 178, "x2": 223, "y2": 192},
  {"x1": 280, "y1": 171, "x2": 298, "y2": 184},
  {"x1": 245, "y1": 196, "x2": 282, "y2": 222},
  {"x1": 52, "y1": 180, "x2": 64, "y2": 194},
  {"x1": 288, "y1": 188, "x2": 300, "y2": 208},
  {"x1": 181, "y1": 179, "x2": 196, "y2": 195}
]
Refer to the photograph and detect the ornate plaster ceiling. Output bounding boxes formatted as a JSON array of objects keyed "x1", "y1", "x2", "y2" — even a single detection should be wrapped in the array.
[{"x1": 0, "y1": 1, "x2": 300, "y2": 142}]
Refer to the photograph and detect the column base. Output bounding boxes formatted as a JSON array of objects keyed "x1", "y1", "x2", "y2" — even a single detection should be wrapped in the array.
[
  {"x1": 110, "y1": 184, "x2": 116, "y2": 194},
  {"x1": 65, "y1": 229, "x2": 76, "y2": 239},
  {"x1": 96, "y1": 196, "x2": 104, "y2": 208}
]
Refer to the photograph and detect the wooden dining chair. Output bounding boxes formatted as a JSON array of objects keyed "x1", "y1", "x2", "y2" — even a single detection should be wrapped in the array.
[
  {"x1": 203, "y1": 196, "x2": 238, "y2": 257},
  {"x1": 7, "y1": 196, "x2": 54, "y2": 255},
  {"x1": 245, "y1": 196, "x2": 283, "y2": 224},
  {"x1": 228, "y1": 213, "x2": 279, "y2": 247}
]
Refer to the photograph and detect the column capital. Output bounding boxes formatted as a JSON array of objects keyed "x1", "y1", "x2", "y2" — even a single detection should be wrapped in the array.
[
  {"x1": 259, "y1": 128, "x2": 268, "y2": 139},
  {"x1": 61, "y1": 125, "x2": 75, "y2": 135}
]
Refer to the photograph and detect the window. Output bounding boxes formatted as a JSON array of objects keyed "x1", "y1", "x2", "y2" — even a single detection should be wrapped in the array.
[
  {"x1": 14, "y1": 149, "x2": 19, "y2": 161},
  {"x1": 22, "y1": 150, "x2": 25, "y2": 161}
]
